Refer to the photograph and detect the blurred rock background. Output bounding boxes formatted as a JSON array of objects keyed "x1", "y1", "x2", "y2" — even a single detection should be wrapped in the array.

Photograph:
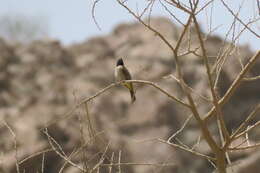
[{"x1": 0, "y1": 17, "x2": 259, "y2": 173}]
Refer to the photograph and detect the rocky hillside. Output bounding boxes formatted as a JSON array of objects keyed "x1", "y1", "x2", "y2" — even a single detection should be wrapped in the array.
[{"x1": 0, "y1": 17, "x2": 259, "y2": 173}]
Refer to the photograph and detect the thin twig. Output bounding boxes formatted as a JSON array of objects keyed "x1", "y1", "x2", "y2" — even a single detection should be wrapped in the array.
[
  {"x1": 158, "y1": 138, "x2": 215, "y2": 161},
  {"x1": 41, "y1": 153, "x2": 45, "y2": 173},
  {"x1": 230, "y1": 137, "x2": 249, "y2": 150},
  {"x1": 101, "y1": 162, "x2": 176, "y2": 167},
  {"x1": 118, "y1": 150, "x2": 122, "y2": 173},
  {"x1": 159, "y1": 0, "x2": 185, "y2": 26},
  {"x1": 230, "y1": 104, "x2": 260, "y2": 140},
  {"x1": 233, "y1": 121, "x2": 260, "y2": 140},
  {"x1": 243, "y1": 75, "x2": 260, "y2": 81},
  {"x1": 228, "y1": 143, "x2": 260, "y2": 151},
  {"x1": 139, "y1": 0, "x2": 154, "y2": 18},
  {"x1": 108, "y1": 152, "x2": 114, "y2": 173},
  {"x1": 91, "y1": 142, "x2": 110, "y2": 172},
  {"x1": 220, "y1": 0, "x2": 260, "y2": 38},
  {"x1": 117, "y1": 0, "x2": 176, "y2": 52},
  {"x1": 167, "y1": 114, "x2": 193, "y2": 142},
  {"x1": 165, "y1": 0, "x2": 192, "y2": 14},
  {"x1": 43, "y1": 129, "x2": 85, "y2": 172},
  {"x1": 19, "y1": 148, "x2": 53, "y2": 165},
  {"x1": 59, "y1": 148, "x2": 79, "y2": 173},
  {"x1": 204, "y1": 51, "x2": 260, "y2": 122},
  {"x1": 3, "y1": 121, "x2": 20, "y2": 173},
  {"x1": 92, "y1": 0, "x2": 102, "y2": 30},
  {"x1": 195, "y1": 0, "x2": 214, "y2": 15},
  {"x1": 191, "y1": 135, "x2": 201, "y2": 150},
  {"x1": 165, "y1": 74, "x2": 212, "y2": 102}
]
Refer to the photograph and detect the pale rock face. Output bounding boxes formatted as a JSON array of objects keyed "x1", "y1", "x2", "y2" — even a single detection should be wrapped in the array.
[{"x1": 0, "y1": 17, "x2": 259, "y2": 173}]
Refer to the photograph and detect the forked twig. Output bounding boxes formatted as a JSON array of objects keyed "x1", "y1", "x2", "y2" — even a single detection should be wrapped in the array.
[
  {"x1": 167, "y1": 114, "x2": 193, "y2": 142},
  {"x1": 108, "y1": 152, "x2": 115, "y2": 173},
  {"x1": 228, "y1": 142, "x2": 260, "y2": 151},
  {"x1": 158, "y1": 138, "x2": 215, "y2": 161},
  {"x1": 43, "y1": 129, "x2": 85, "y2": 172},
  {"x1": 91, "y1": 142, "x2": 110, "y2": 172},
  {"x1": 204, "y1": 51, "x2": 260, "y2": 122},
  {"x1": 233, "y1": 121, "x2": 260, "y2": 141},
  {"x1": 220, "y1": 0, "x2": 260, "y2": 38}
]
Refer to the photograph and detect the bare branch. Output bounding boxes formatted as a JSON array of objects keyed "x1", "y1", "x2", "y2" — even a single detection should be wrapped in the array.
[
  {"x1": 116, "y1": 0, "x2": 176, "y2": 52},
  {"x1": 228, "y1": 142, "x2": 260, "y2": 151},
  {"x1": 243, "y1": 75, "x2": 260, "y2": 82},
  {"x1": 43, "y1": 129, "x2": 86, "y2": 172},
  {"x1": 167, "y1": 114, "x2": 193, "y2": 142},
  {"x1": 230, "y1": 104, "x2": 260, "y2": 140},
  {"x1": 139, "y1": 0, "x2": 155, "y2": 18},
  {"x1": 195, "y1": 0, "x2": 214, "y2": 15},
  {"x1": 164, "y1": 74, "x2": 212, "y2": 102},
  {"x1": 158, "y1": 138, "x2": 215, "y2": 161},
  {"x1": 108, "y1": 152, "x2": 115, "y2": 173},
  {"x1": 220, "y1": 0, "x2": 260, "y2": 38},
  {"x1": 204, "y1": 51, "x2": 260, "y2": 122},
  {"x1": 118, "y1": 150, "x2": 122, "y2": 173},
  {"x1": 42, "y1": 80, "x2": 191, "y2": 130},
  {"x1": 166, "y1": 0, "x2": 192, "y2": 14},
  {"x1": 91, "y1": 142, "x2": 110, "y2": 172},
  {"x1": 158, "y1": 0, "x2": 185, "y2": 26},
  {"x1": 41, "y1": 153, "x2": 45, "y2": 173},
  {"x1": 193, "y1": 10, "x2": 230, "y2": 142},
  {"x1": 101, "y1": 162, "x2": 176, "y2": 167},
  {"x1": 233, "y1": 121, "x2": 260, "y2": 140},
  {"x1": 59, "y1": 148, "x2": 79, "y2": 173},
  {"x1": 19, "y1": 148, "x2": 53, "y2": 165}
]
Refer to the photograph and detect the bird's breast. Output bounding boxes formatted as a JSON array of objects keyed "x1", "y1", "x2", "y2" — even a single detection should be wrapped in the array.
[{"x1": 115, "y1": 66, "x2": 126, "y2": 81}]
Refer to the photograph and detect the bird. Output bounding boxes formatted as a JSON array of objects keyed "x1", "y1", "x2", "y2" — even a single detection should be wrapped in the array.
[{"x1": 114, "y1": 58, "x2": 136, "y2": 103}]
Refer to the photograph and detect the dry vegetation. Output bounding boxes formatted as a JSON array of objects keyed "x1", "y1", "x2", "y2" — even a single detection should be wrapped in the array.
[
  {"x1": 90, "y1": 0, "x2": 260, "y2": 172},
  {"x1": 1, "y1": 0, "x2": 260, "y2": 173}
]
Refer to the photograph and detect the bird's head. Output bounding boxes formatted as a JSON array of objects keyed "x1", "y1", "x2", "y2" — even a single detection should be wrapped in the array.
[{"x1": 116, "y1": 58, "x2": 124, "y2": 66}]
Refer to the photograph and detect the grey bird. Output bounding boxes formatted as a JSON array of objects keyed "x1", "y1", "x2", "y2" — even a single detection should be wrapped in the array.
[{"x1": 114, "y1": 58, "x2": 136, "y2": 103}]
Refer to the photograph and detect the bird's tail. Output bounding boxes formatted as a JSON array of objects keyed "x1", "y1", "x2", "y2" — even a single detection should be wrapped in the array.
[
  {"x1": 130, "y1": 89, "x2": 136, "y2": 103},
  {"x1": 123, "y1": 82, "x2": 136, "y2": 103}
]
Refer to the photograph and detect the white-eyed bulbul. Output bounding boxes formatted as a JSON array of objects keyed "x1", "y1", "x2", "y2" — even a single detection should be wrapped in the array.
[{"x1": 115, "y1": 58, "x2": 136, "y2": 103}]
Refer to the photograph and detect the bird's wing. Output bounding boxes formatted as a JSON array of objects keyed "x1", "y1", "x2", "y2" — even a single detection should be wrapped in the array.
[
  {"x1": 122, "y1": 66, "x2": 132, "y2": 80},
  {"x1": 121, "y1": 66, "x2": 135, "y2": 100}
]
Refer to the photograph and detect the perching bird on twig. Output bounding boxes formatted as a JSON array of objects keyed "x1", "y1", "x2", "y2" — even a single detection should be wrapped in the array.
[{"x1": 114, "y1": 58, "x2": 136, "y2": 103}]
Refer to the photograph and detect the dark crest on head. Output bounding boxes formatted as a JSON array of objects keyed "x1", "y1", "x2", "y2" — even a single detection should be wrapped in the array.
[{"x1": 116, "y1": 58, "x2": 124, "y2": 66}]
